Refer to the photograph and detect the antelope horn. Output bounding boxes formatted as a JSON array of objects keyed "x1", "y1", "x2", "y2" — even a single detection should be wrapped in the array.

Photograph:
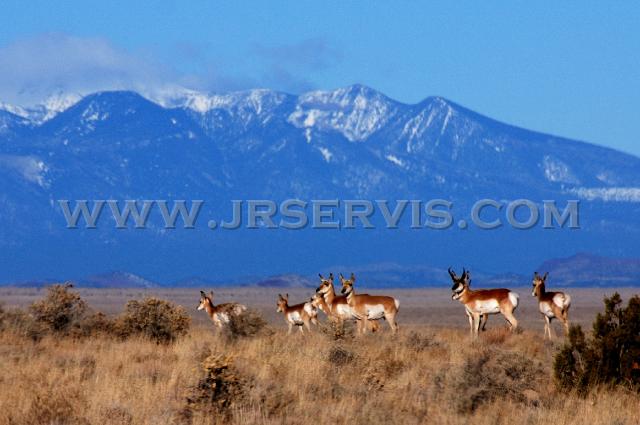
[{"x1": 448, "y1": 267, "x2": 456, "y2": 278}]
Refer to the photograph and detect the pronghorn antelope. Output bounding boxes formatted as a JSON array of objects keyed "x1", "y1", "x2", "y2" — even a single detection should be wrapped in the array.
[
  {"x1": 276, "y1": 293, "x2": 318, "y2": 334},
  {"x1": 339, "y1": 273, "x2": 400, "y2": 334},
  {"x1": 448, "y1": 268, "x2": 519, "y2": 338},
  {"x1": 532, "y1": 272, "x2": 571, "y2": 339},
  {"x1": 197, "y1": 290, "x2": 247, "y2": 328},
  {"x1": 316, "y1": 273, "x2": 380, "y2": 332},
  {"x1": 310, "y1": 292, "x2": 330, "y2": 316}
]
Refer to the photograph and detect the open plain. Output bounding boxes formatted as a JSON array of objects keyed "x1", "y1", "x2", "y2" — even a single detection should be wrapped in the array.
[{"x1": 0, "y1": 285, "x2": 638, "y2": 425}]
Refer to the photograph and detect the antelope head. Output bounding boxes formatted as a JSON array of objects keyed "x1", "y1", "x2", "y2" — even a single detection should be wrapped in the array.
[
  {"x1": 310, "y1": 293, "x2": 325, "y2": 312},
  {"x1": 316, "y1": 272, "x2": 334, "y2": 294},
  {"x1": 198, "y1": 290, "x2": 213, "y2": 310},
  {"x1": 449, "y1": 267, "x2": 470, "y2": 300},
  {"x1": 276, "y1": 293, "x2": 289, "y2": 313},
  {"x1": 532, "y1": 272, "x2": 548, "y2": 296},
  {"x1": 339, "y1": 273, "x2": 356, "y2": 295}
]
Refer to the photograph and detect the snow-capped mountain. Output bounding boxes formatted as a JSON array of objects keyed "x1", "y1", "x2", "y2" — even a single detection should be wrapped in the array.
[
  {"x1": 1, "y1": 85, "x2": 639, "y2": 284},
  {"x1": 0, "y1": 92, "x2": 83, "y2": 124}
]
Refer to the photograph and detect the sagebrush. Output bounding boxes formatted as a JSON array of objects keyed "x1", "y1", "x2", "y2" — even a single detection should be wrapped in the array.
[{"x1": 554, "y1": 293, "x2": 640, "y2": 393}]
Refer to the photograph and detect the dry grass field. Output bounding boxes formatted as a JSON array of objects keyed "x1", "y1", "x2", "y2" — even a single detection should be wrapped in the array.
[{"x1": 0, "y1": 286, "x2": 638, "y2": 425}]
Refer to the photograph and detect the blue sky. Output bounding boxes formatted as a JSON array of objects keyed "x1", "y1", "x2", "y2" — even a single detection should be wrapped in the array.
[{"x1": 1, "y1": 1, "x2": 639, "y2": 155}]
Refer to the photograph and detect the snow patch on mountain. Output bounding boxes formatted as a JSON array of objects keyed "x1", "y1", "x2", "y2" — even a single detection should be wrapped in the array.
[
  {"x1": 541, "y1": 155, "x2": 579, "y2": 184},
  {"x1": 0, "y1": 102, "x2": 29, "y2": 118},
  {"x1": 402, "y1": 109, "x2": 437, "y2": 152},
  {"x1": 0, "y1": 93, "x2": 82, "y2": 123},
  {"x1": 385, "y1": 154, "x2": 405, "y2": 168},
  {"x1": 567, "y1": 187, "x2": 640, "y2": 202},
  {"x1": 152, "y1": 87, "x2": 289, "y2": 118},
  {"x1": 0, "y1": 155, "x2": 49, "y2": 187},
  {"x1": 288, "y1": 85, "x2": 397, "y2": 142},
  {"x1": 596, "y1": 171, "x2": 621, "y2": 186},
  {"x1": 440, "y1": 105, "x2": 454, "y2": 135},
  {"x1": 38, "y1": 93, "x2": 83, "y2": 122},
  {"x1": 318, "y1": 147, "x2": 333, "y2": 162}
]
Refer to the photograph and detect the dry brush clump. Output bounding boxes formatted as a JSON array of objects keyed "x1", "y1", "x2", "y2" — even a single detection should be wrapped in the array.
[
  {"x1": 29, "y1": 283, "x2": 87, "y2": 334},
  {"x1": 179, "y1": 352, "x2": 249, "y2": 423},
  {"x1": 439, "y1": 346, "x2": 547, "y2": 413},
  {"x1": 318, "y1": 318, "x2": 356, "y2": 340},
  {"x1": 221, "y1": 308, "x2": 270, "y2": 342},
  {"x1": 1, "y1": 284, "x2": 191, "y2": 344},
  {"x1": 115, "y1": 297, "x2": 191, "y2": 344}
]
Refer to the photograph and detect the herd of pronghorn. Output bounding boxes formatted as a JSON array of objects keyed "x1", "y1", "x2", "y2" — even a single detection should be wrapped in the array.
[{"x1": 197, "y1": 268, "x2": 572, "y2": 339}]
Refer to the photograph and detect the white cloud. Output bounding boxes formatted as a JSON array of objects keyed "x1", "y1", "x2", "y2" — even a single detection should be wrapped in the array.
[
  {"x1": 0, "y1": 33, "x2": 175, "y2": 105},
  {"x1": 0, "y1": 33, "x2": 340, "y2": 105}
]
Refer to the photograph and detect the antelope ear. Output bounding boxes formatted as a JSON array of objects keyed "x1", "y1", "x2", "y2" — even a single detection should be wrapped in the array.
[
  {"x1": 209, "y1": 291, "x2": 214, "y2": 298},
  {"x1": 200, "y1": 290, "x2": 206, "y2": 297}
]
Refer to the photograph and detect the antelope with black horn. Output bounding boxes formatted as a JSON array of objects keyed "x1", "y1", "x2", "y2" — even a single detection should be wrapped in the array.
[
  {"x1": 449, "y1": 267, "x2": 519, "y2": 338},
  {"x1": 316, "y1": 273, "x2": 380, "y2": 332}
]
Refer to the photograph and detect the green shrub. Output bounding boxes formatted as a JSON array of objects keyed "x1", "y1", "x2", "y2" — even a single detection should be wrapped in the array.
[
  {"x1": 116, "y1": 297, "x2": 190, "y2": 344},
  {"x1": 554, "y1": 293, "x2": 640, "y2": 393}
]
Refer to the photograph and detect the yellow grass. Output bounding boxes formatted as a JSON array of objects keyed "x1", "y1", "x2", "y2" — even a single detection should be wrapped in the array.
[
  {"x1": 1, "y1": 286, "x2": 638, "y2": 424},
  {"x1": 0, "y1": 323, "x2": 638, "y2": 425}
]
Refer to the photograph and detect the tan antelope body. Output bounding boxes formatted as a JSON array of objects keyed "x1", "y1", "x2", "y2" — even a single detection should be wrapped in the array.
[
  {"x1": 316, "y1": 273, "x2": 380, "y2": 332},
  {"x1": 532, "y1": 272, "x2": 571, "y2": 339},
  {"x1": 449, "y1": 268, "x2": 519, "y2": 338},
  {"x1": 339, "y1": 273, "x2": 399, "y2": 334},
  {"x1": 198, "y1": 290, "x2": 247, "y2": 328},
  {"x1": 276, "y1": 293, "x2": 318, "y2": 334}
]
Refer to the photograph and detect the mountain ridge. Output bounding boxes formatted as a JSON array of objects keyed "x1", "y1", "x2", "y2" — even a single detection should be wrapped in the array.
[
  {"x1": 1, "y1": 85, "x2": 640, "y2": 283},
  {"x1": 3, "y1": 253, "x2": 639, "y2": 288},
  {"x1": 1, "y1": 84, "x2": 634, "y2": 153}
]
